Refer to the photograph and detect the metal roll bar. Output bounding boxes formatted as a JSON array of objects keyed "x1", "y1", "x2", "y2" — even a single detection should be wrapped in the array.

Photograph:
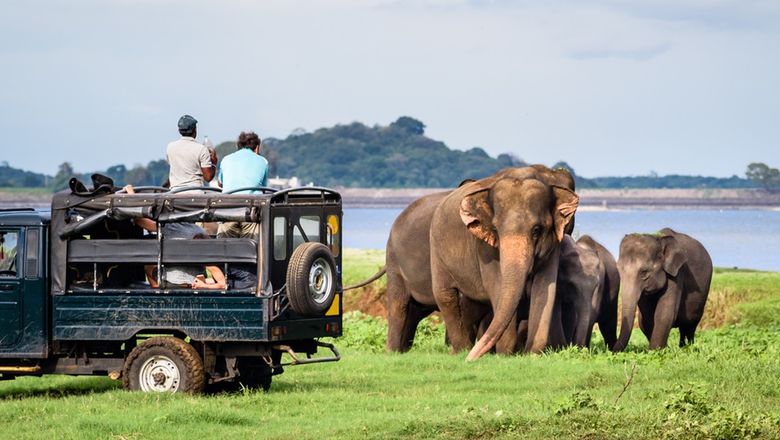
[
  {"x1": 225, "y1": 186, "x2": 277, "y2": 194},
  {"x1": 169, "y1": 186, "x2": 223, "y2": 194}
]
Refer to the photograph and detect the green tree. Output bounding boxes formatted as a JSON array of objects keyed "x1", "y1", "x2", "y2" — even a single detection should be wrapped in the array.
[
  {"x1": 124, "y1": 165, "x2": 150, "y2": 186},
  {"x1": 51, "y1": 162, "x2": 75, "y2": 191},
  {"x1": 552, "y1": 161, "x2": 575, "y2": 176},
  {"x1": 145, "y1": 160, "x2": 169, "y2": 186},
  {"x1": 105, "y1": 164, "x2": 128, "y2": 186},
  {"x1": 746, "y1": 162, "x2": 780, "y2": 190},
  {"x1": 390, "y1": 116, "x2": 425, "y2": 135}
]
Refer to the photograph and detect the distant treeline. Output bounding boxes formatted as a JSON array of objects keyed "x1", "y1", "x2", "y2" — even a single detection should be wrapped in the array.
[{"x1": 1, "y1": 117, "x2": 777, "y2": 191}]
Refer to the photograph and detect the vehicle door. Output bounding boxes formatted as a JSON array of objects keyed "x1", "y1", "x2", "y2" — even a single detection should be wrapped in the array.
[
  {"x1": 0, "y1": 229, "x2": 22, "y2": 348},
  {"x1": 0, "y1": 227, "x2": 47, "y2": 357}
]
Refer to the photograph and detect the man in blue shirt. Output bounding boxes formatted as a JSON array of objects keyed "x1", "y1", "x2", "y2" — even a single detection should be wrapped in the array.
[
  {"x1": 218, "y1": 131, "x2": 269, "y2": 194},
  {"x1": 216, "y1": 131, "x2": 268, "y2": 289}
]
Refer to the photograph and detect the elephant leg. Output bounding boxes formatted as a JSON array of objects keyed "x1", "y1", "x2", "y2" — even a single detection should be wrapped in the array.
[
  {"x1": 573, "y1": 293, "x2": 594, "y2": 348},
  {"x1": 402, "y1": 301, "x2": 434, "y2": 350},
  {"x1": 385, "y1": 271, "x2": 415, "y2": 352},
  {"x1": 649, "y1": 282, "x2": 682, "y2": 349},
  {"x1": 475, "y1": 310, "x2": 492, "y2": 342},
  {"x1": 679, "y1": 324, "x2": 695, "y2": 347},
  {"x1": 637, "y1": 299, "x2": 655, "y2": 343},
  {"x1": 517, "y1": 319, "x2": 529, "y2": 349},
  {"x1": 598, "y1": 299, "x2": 618, "y2": 350},
  {"x1": 526, "y1": 246, "x2": 564, "y2": 353},
  {"x1": 495, "y1": 313, "x2": 519, "y2": 354},
  {"x1": 433, "y1": 286, "x2": 473, "y2": 352},
  {"x1": 560, "y1": 300, "x2": 576, "y2": 345},
  {"x1": 460, "y1": 296, "x2": 491, "y2": 345}
]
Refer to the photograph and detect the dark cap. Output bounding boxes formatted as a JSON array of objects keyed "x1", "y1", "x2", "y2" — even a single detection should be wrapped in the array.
[{"x1": 177, "y1": 114, "x2": 198, "y2": 132}]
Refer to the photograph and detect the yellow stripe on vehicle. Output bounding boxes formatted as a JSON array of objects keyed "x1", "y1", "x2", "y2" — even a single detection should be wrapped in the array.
[{"x1": 326, "y1": 293, "x2": 340, "y2": 316}]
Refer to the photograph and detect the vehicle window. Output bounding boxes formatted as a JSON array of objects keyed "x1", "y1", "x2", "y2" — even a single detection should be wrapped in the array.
[
  {"x1": 273, "y1": 217, "x2": 287, "y2": 261},
  {"x1": 0, "y1": 231, "x2": 20, "y2": 278},
  {"x1": 293, "y1": 216, "x2": 320, "y2": 250},
  {"x1": 25, "y1": 229, "x2": 39, "y2": 279}
]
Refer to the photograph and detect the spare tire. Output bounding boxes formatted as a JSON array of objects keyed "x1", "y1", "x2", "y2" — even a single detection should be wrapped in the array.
[{"x1": 286, "y1": 242, "x2": 337, "y2": 316}]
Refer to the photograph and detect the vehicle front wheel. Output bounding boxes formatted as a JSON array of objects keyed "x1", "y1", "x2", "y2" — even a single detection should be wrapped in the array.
[{"x1": 123, "y1": 337, "x2": 205, "y2": 394}]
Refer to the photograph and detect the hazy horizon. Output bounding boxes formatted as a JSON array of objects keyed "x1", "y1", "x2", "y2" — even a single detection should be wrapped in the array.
[{"x1": 1, "y1": 1, "x2": 778, "y2": 178}]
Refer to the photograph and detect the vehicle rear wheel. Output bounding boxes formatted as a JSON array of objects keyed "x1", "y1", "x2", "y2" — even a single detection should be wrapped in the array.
[
  {"x1": 123, "y1": 336, "x2": 205, "y2": 394},
  {"x1": 236, "y1": 358, "x2": 273, "y2": 392},
  {"x1": 287, "y1": 242, "x2": 337, "y2": 316}
]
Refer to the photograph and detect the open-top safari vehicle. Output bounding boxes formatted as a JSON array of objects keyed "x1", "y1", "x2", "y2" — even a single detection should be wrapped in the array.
[{"x1": 0, "y1": 181, "x2": 343, "y2": 392}]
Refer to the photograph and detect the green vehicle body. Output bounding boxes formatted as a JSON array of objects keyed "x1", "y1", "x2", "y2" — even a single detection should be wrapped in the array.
[{"x1": 0, "y1": 186, "x2": 343, "y2": 390}]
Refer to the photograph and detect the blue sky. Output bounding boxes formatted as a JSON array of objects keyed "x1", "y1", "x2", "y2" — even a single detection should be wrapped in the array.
[{"x1": 1, "y1": 0, "x2": 778, "y2": 178}]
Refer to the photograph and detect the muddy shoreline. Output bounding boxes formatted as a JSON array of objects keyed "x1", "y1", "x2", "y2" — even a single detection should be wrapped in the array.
[{"x1": 2, "y1": 188, "x2": 779, "y2": 210}]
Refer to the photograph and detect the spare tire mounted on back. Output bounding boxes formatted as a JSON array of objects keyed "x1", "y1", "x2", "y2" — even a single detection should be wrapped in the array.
[{"x1": 286, "y1": 242, "x2": 337, "y2": 316}]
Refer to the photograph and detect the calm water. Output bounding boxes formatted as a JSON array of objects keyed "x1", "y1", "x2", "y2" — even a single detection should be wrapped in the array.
[{"x1": 343, "y1": 208, "x2": 780, "y2": 271}]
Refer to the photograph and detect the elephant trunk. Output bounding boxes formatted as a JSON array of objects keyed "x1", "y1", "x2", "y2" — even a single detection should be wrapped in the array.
[
  {"x1": 613, "y1": 280, "x2": 639, "y2": 352},
  {"x1": 466, "y1": 236, "x2": 532, "y2": 361}
]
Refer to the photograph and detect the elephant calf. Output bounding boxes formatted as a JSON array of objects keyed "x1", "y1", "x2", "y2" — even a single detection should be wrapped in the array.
[
  {"x1": 614, "y1": 228, "x2": 712, "y2": 351},
  {"x1": 477, "y1": 234, "x2": 619, "y2": 351},
  {"x1": 556, "y1": 235, "x2": 621, "y2": 349},
  {"x1": 576, "y1": 235, "x2": 620, "y2": 350},
  {"x1": 557, "y1": 235, "x2": 604, "y2": 348}
]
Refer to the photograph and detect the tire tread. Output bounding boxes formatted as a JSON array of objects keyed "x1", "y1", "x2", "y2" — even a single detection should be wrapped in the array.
[{"x1": 123, "y1": 336, "x2": 205, "y2": 393}]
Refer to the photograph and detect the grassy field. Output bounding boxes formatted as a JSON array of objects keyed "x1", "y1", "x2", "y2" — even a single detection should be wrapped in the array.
[{"x1": 1, "y1": 249, "x2": 779, "y2": 439}]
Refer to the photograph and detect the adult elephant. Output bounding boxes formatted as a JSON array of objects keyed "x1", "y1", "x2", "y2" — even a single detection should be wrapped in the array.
[
  {"x1": 383, "y1": 166, "x2": 575, "y2": 353},
  {"x1": 576, "y1": 235, "x2": 620, "y2": 350},
  {"x1": 613, "y1": 228, "x2": 712, "y2": 351},
  {"x1": 431, "y1": 168, "x2": 579, "y2": 360}
]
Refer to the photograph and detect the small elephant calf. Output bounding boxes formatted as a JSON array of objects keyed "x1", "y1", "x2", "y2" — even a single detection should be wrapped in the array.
[
  {"x1": 555, "y1": 235, "x2": 620, "y2": 349},
  {"x1": 614, "y1": 228, "x2": 712, "y2": 351}
]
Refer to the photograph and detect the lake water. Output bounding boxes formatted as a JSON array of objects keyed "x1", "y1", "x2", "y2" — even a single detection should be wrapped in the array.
[{"x1": 343, "y1": 208, "x2": 780, "y2": 271}]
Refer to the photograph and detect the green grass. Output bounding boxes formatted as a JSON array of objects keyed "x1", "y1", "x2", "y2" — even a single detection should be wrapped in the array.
[
  {"x1": 706, "y1": 268, "x2": 780, "y2": 328},
  {"x1": 0, "y1": 253, "x2": 778, "y2": 439},
  {"x1": 342, "y1": 248, "x2": 386, "y2": 288}
]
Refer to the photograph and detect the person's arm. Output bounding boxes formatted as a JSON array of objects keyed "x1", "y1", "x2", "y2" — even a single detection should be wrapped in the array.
[
  {"x1": 124, "y1": 185, "x2": 158, "y2": 232},
  {"x1": 261, "y1": 157, "x2": 269, "y2": 187},
  {"x1": 193, "y1": 266, "x2": 227, "y2": 289},
  {"x1": 200, "y1": 147, "x2": 217, "y2": 183},
  {"x1": 145, "y1": 265, "x2": 159, "y2": 288}
]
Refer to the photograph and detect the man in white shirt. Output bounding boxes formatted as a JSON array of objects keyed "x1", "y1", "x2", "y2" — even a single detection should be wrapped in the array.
[{"x1": 166, "y1": 115, "x2": 217, "y2": 191}]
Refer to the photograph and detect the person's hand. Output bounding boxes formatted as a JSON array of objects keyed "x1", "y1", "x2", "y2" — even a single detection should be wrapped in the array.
[
  {"x1": 192, "y1": 275, "x2": 208, "y2": 289},
  {"x1": 123, "y1": 185, "x2": 136, "y2": 194}
]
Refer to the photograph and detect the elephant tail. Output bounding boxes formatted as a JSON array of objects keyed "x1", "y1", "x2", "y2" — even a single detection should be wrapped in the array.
[{"x1": 342, "y1": 266, "x2": 387, "y2": 291}]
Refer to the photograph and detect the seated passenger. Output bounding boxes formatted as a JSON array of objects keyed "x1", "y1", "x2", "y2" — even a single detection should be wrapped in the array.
[
  {"x1": 216, "y1": 131, "x2": 268, "y2": 239},
  {"x1": 149, "y1": 226, "x2": 227, "y2": 290},
  {"x1": 124, "y1": 185, "x2": 226, "y2": 290}
]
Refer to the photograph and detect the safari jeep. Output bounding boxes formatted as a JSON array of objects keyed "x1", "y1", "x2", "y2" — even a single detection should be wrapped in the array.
[{"x1": 0, "y1": 183, "x2": 343, "y2": 392}]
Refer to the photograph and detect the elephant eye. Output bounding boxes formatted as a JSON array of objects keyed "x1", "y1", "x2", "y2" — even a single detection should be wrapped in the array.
[{"x1": 531, "y1": 225, "x2": 542, "y2": 239}]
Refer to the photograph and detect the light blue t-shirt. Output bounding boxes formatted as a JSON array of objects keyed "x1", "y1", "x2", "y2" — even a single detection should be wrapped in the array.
[{"x1": 218, "y1": 148, "x2": 269, "y2": 194}]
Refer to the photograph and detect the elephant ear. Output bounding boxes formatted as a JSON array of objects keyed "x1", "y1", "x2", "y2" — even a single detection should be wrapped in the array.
[
  {"x1": 661, "y1": 236, "x2": 687, "y2": 277},
  {"x1": 552, "y1": 186, "x2": 579, "y2": 242},
  {"x1": 460, "y1": 186, "x2": 497, "y2": 247}
]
